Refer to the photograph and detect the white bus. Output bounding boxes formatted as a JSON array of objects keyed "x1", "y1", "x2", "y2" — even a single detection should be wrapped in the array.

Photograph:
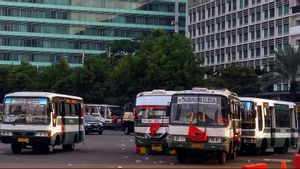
[
  {"x1": 135, "y1": 90, "x2": 176, "y2": 154},
  {"x1": 0, "y1": 92, "x2": 84, "y2": 154},
  {"x1": 167, "y1": 88, "x2": 241, "y2": 164},
  {"x1": 240, "y1": 97, "x2": 298, "y2": 154},
  {"x1": 84, "y1": 104, "x2": 122, "y2": 128}
]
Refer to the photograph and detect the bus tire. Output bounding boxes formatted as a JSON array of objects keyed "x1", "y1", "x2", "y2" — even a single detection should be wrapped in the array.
[
  {"x1": 11, "y1": 143, "x2": 21, "y2": 154},
  {"x1": 176, "y1": 149, "x2": 188, "y2": 163},
  {"x1": 44, "y1": 145, "x2": 54, "y2": 154},
  {"x1": 124, "y1": 127, "x2": 130, "y2": 135},
  {"x1": 98, "y1": 130, "x2": 103, "y2": 135},
  {"x1": 261, "y1": 139, "x2": 268, "y2": 154},
  {"x1": 218, "y1": 151, "x2": 226, "y2": 164}
]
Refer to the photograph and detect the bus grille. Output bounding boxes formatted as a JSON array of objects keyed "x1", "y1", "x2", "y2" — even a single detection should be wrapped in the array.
[{"x1": 13, "y1": 132, "x2": 35, "y2": 137}]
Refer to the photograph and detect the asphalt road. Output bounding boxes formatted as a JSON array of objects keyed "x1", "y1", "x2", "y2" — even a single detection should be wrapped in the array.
[{"x1": 0, "y1": 130, "x2": 297, "y2": 168}]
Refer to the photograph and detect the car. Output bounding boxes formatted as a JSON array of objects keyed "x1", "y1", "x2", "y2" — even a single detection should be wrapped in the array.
[{"x1": 84, "y1": 115, "x2": 103, "y2": 135}]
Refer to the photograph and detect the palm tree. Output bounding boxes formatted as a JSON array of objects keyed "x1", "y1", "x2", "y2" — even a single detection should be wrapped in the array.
[{"x1": 273, "y1": 44, "x2": 300, "y2": 102}]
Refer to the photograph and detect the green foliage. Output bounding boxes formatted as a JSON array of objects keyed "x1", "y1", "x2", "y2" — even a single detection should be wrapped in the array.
[
  {"x1": 208, "y1": 65, "x2": 262, "y2": 96},
  {"x1": 0, "y1": 30, "x2": 208, "y2": 106},
  {"x1": 273, "y1": 44, "x2": 300, "y2": 101}
]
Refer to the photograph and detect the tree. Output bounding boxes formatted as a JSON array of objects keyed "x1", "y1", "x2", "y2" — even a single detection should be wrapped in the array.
[
  {"x1": 6, "y1": 62, "x2": 39, "y2": 92},
  {"x1": 273, "y1": 44, "x2": 300, "y2": 101},
  {"x1": 208, "y1": 65, "x2": 262, "y2": 96},
  {"x1": 141, "y1": 30, "x2": 206, "y2": 90},
  {"x1": 110, "y1": 40, "x2": 140, "y2": 59}
]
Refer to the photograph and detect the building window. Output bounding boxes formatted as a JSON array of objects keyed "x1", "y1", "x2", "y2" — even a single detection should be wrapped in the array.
[
  {"x1": 256, "y1": 12, "x2": 261, "y2": 21},
  {"x1": 232, "y1": 18, "x2": 237, "y2": 27},
  {"x1": 240, "y1": 0, "x2": 244, "y2": 9},
  {"x1": 256, "y1": 48, "x2": 261, "y2": 57},
  {"x1": 264, "y1": 10, "x2": 268, "y2": 19},
  {"x1": 232, "y1": 35, "x2": 236, "y2": 44},
  {"x1": 244, "y1": 15, "x2": 248, "y2": 25},
  {"x1": 264, "y1": 28, "x2": 268, "y2": 37},
  {"x1": 256, "y1": 30, "x2": 261, "y2": 39},
  {"x1": 270, "y1": 8, "x2": 275, "y2": 18},
  {"x1": 251, "y1": 31, "x2": 255, "y2": 40},
  {"x1": 264, "y1": 46, "x2": 268, "y2": 55},
  {"x1": 232, "y1": 52, "x2": 236, "y2": 61},
  {"x1": 222, "y1": 38, "x2": 225, "y2": 46},
  {"x1": 244, "y1": 50, "x2": 248, "y2": 59},
  {"x1": 278, "y1": 25, "x2": 283, "y2": 35},
  {"x1": 222, "y1": 21, "x2": 225, "y2": 30},
  {"x1": 251, "y1": 49, "x2": 255, "y2": 58},
  {"x1": 252, "y1": 0, "x2": 255, "y2": 5},
  {"x1": 284, "y1": 5, "x2": 289, "y2": 15},
  {"x1": 239, "y1": 17, "x2": 243, "y2": 26},
  {"x1": 233, "y1": 0, "x2": 237, "y2": 10},
  {"x1": 244, "y1": 0, "x2": 248, "y2": 7},
  {"x1": 239, "y1": 51, "x2": 243, "y2": 60},
  {"x1": 283, "y1": 24, "x2": 289, "y2": 34},
  {"x1": 278, "y1": 6, "x2": 283, "y2": 16},
  {"x1": 211, "y1": 40, "x2": 215, "y2": 48},
  {"x1": 244, "y1": 32, "x2": 248, "y2": 41},
  {"x1": 212, "y1": 6, "x2": 215, "y2": 17},
  {"x1": 221, "y1": 54, "x2": 225, "y2": 62},
  {"x1": 251, "y1": 14, "x2": 255, "y2": 23},
  {"x1": 239, "y1": 34, "x2": 243, "y2": 42},
  {"x1": 269, "y1": 27, "x2": 274, "y2": 36},
  {"x1": 228, "y1": 36, "x2": 231, "y2": 45},
  {"x1": 222, "y1": 4, "x2": 226, "y2": 14},
  {"x1": 228, "y1": 20, "x2": 231, "y2": 28},
  {"x1": 269, "y1": 46, "x2": 274, "y2": 55},
  {"x1": 227, "y1": 53, "x2": 231, "y2": 62}
]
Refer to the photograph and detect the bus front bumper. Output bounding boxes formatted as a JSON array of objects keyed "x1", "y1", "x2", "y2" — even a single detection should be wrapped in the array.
[
  {"x1": 0, "y1": 136, "x2": 51, "y2": 146},
  {"x1": 135, "y1": 136, "x2": 168, "y2": 149},
  {"x1": 167, "y1": 141, "x2": 230, "y2": 153}
]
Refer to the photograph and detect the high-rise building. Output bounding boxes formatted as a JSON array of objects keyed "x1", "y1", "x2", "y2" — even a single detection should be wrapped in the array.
[
  {"x1": 187, "y1": 0, "x2": 290, "y2": 72},
  {"x1": 0, "y1": 0, "x2": 186, "y2": 67}
]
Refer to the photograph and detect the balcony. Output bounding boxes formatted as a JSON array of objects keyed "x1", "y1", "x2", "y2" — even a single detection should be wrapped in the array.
[
  {"x1": 292, "y1": 5, "x2": 300, "y2": 14},
  {"x1": 290, "y1": 25, "x2": 300, "y2": 35}
]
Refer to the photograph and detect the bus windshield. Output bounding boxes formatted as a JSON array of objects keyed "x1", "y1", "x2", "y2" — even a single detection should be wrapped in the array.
[
  {"x1": 241, "y1": 101, "x2": 255, "y2": 129},
  {"x1": 3, "y1": 97, "x2": 50, "y2": 125},
  {"x1": 135, "y1": 106, "x2": 169, "y2": 124},
  {"x1": 170, "y1": 95, "x2": 229, "y2": 126}
]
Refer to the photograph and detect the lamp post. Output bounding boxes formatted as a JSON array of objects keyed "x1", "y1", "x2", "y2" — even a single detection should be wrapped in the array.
[{"x1": 175, "y1": 0, "x2": 179, "y2": 33}]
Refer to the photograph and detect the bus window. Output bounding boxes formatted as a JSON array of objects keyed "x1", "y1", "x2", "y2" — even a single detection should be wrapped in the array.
[
  {"x1": 99, "y1": 107, "x2": 105, "y2": 118},
  {"x1": 275, "y1": 104, "x2": 290, "y2": 127},
  {"x1": 257, "y1": 106, "x2": 263, "y2": 131},
  {"x1": 265, "y1": 107, "x2": 271, "y2": 127}
]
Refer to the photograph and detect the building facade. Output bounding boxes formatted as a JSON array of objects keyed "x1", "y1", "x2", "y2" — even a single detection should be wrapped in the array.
[
  {"x1": 187, "y1": 0, "x2": 290, "y2": 72},
  {"x1": 0, "y1": 0, "x2": 186, "y2": 67}
]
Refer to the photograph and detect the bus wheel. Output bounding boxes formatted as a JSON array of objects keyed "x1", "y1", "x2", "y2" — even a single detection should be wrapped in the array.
[
  {"x1": 218, "y1": 151, "x2": 226, "y2": 164},
  {"x1": 124, "y1": 127, "x2": 130, "y2": 135},
  {"x1": 176, "y1": 149, "x2": 188, "y2": 163},
  {"x1": 11, "y1": 143, "x2": 21, "y2": 154},
  {"x1": 44, "y1": 145, "x2": 54, "y2": 154},
  {"x1": 261, "y1": 140, "x2": 268, "y2": 154}
]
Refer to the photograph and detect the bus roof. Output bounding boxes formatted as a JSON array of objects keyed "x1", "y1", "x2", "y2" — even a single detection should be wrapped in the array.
[
  {"x1": 5, "y1": 92, "x2": 83, "y2": 101},
  {"x1": 84, "y1": 104, "x2": 120, "y2": 108},
  {"x1": 240, "y1": 97, "x2": 295, "y2": 107},
  {"x1": 137, "y1": 90, "x2": 177, "y2": 97},
  {"x1": 174, "y1": 87, "x2": 238, "y2": 98}
]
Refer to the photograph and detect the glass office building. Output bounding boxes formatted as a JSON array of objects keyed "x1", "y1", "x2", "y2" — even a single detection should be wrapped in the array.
[{"x1": 0, "y1": 0, "x2": 186, "y2": 66}]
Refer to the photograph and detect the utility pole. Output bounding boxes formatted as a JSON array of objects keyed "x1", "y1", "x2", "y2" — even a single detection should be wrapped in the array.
[{"x1": 175, "y1": 0, "x2": 179, "y2": 33}]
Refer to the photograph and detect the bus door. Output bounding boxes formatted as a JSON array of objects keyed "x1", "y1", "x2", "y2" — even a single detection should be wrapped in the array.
[
  {"x1": 269, "y1": 106, "x2": 275, "y2": 147},
  {"x1": 290, "y1": 107, "x2": 297, "y2": 146},
  {"x1": 76, "y1": 103, "x2": 82, "y2": 142},
  {"x1": 60, "y1": 101, "x2": 66, "y2": 143}
]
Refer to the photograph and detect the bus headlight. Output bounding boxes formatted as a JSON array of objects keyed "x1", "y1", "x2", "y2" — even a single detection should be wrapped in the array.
[
  {"x1": 1, "y1": 131, "x2": 12, "y2": 136},
  {"x1": 208, "y1": 137, "x2": 222, "y2": 144},
  {"x1": 35, "y1": 132, "x2": 49, "y2": 137}
]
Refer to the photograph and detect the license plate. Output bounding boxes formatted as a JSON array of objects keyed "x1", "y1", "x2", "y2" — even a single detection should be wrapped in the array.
[
  {"x1": 151, "y1": 145, "x2": 163, "y2": 151},
  {"x1": 191, "y1": 143, "x2": 204, "y2": 148},
  {"x1": 18, "y1": 138, "x2": 29, "y2": 143}
]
